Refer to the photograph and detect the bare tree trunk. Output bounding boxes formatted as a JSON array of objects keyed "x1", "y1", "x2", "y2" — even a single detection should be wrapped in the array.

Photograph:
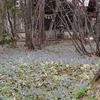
[
  {"x1": 13, "y1": 0, "x2": 17, "y2": 37},
  {"x1": 7, "y1": 11, "x2": 14, "y2": 37},
  {"x1": 38, "y1": 0, "x2": 46, "y2": 47},
  {"x1": 6, "y1": 0, "x2": 17, "y2": 37},
  {"x1": 95, "y1": 0, "x2": 100, "y2": 56},
  {"x1": 20, "y1": 0, "x2": 35, "y2": 49}
]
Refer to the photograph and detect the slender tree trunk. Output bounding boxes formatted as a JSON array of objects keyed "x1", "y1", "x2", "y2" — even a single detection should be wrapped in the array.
[
  {"x1": 6, "y1": 0, "x2": 17, "y2": 37},
  {"x1": 38, "y1": 0, "x2": 46, "y2": 48},
  {"x1": 20, "y1": 0, "x2": 35, "y2": 49},
  {"x1": 95, "y1": 0, "x2": 100, "y2": 56},
  {"x1": 7, "y1": 11, "x2": 14, "y2": 37},
  {"x1": 13, "y1": 0, "x2": 17, "y2": 37}
]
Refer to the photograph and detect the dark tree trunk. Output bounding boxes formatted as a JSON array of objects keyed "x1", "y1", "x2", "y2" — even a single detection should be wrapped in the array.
[
  {"x1": 38, "y1": 0, "x2": 46, "y2": 48},
  {"x1": 6, "y1": 0, "x2": 17, "y2": 37},
  {"x1": 13, "y1": 0, "x2": 17, "y2": 37},
  {"x1": 20, "y1": 0, "x2": 35, "y2": 49},
  {"x1": 7, "y1": 11, "x2": 14, "y2": 37}
]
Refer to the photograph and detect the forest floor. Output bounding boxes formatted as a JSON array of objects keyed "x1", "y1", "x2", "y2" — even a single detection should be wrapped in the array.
[{"x1": 0, "y1": 40, "x2": 100, "y2": 100}]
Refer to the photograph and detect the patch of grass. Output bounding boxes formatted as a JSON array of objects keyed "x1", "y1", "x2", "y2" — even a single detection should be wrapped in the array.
[{"x1": 72, "y1": 84, "x2": 91, "y2": 99}]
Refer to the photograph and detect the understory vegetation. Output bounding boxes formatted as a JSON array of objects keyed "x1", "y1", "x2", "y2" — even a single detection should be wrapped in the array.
[
  {"x1": 0, "y1": 31, "x2": 17, "y2": 47},
  {"x1": 0, "y1": 43, "x2": 100, "y2": 100}
]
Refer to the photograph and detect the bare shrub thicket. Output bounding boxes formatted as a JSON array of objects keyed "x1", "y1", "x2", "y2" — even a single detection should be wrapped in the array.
[
  {"x1": 1, "y1": 0, "x2": 100, "y2": 57},
  {"x1": 24, "y1": 0, "x2": 100, "y2": 57}
]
